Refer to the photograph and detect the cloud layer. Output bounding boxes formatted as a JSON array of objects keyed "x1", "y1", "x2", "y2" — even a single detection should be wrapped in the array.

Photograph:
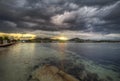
[{"x1": 0, "y1": 0, "x2": 120, "y2": 39}]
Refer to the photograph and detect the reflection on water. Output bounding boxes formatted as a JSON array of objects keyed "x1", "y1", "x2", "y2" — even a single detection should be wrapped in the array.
[
  {"x1": 0, "y1": 43, "x2": 120, "y2": 81},
  {"x1": 57, "y1": 43, "x2": 67, "y2": 70},
  {"x1": 0, "y1": 43, "x2": 36, "y2": 81}
]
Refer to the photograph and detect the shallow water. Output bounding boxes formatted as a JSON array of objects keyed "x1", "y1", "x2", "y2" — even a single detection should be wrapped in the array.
[{"x1": 0, "y1": 43, "x2": 120, "y2": 81}]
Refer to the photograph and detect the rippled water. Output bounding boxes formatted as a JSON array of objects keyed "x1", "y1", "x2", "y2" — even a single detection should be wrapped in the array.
[{"x1": 0, "y1": 43, "x2": 120, "y2": 81}]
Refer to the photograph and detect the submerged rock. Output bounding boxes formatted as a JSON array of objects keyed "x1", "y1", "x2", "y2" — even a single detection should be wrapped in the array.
[
  {"x1": 106, "y1": 76, "x2": 113, "y2": 81},
  {"x1": 30, "y1": 65, "x2": 80, "y2": 81}
]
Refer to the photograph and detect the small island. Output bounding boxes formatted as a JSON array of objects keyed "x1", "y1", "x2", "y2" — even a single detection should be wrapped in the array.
[{"x1": 24, "y1": 37, "x2": 120, "y2": 43}]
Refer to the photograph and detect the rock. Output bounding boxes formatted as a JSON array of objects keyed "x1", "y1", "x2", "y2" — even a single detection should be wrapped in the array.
[
  {"x1": 66, "y1": 64, "x2": 85, "y2": 80},
  {"x1": 30, "y1": 65, "x2": 80, "y2": 81},
  {"x1": 39, "y1": 57, "x2": 61, "y2": 67},
  {"x1": 79, "y1": 71, "x2": 87, "y2": 80},
  {"x1": 33, "y1": 65, "x2": 39, "y2": 70},
  {"x1": 83, "y1": 72, "x2": 99, "y2": 81},
  {"x1": 106, "y1": 76, "x2": 113, "y2": 81}
]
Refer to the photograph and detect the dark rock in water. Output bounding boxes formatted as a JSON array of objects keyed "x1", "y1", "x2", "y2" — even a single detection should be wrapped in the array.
[
  {"x1": 66, "y1": 64, "x2": 85, "y2": 80},
  {"x1": 79, "y1": 71, "x2": 100, "y2": 81},
  {"x1": 47, "y1": 59, "x2": 61, "y2": 67},
  {"x1": 79, "y1": 71, "x2": 87, "y2": 81},
  {"x1": 106, "y1": 76, "x2": 113, "y2": 81},
  {"x1": 29, "y1": 78, "x2": 39, "y2": 81},
  {"x1": 27, "y1": 75, "x2": 32, "y2": 81},
  {"x1": 37, "y1": 57, "x2": 61, "y2": 67},
  {"x1": 118, "y1": 75, "x2": 120, "y2": 78},
  {"x1": 33, "y1": 65, "x2": 39, "y2": 70},
  {"x1": 87, "y1": 72, "x2": 99, "y2": 81},
  {"x1": 98, "y1": 79, "x2": 107, "y2": 81},
  {"x1": 68, "y1": 65, "x2": 85, "y2": 74},
  {"x1": 64, "y1": 59, "x2": 74, "y2": 68}
]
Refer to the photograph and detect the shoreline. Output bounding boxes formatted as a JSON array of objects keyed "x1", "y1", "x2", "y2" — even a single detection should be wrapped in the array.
[{"x1": 0, "y1": 42, "x2": 16, "y2": 47}]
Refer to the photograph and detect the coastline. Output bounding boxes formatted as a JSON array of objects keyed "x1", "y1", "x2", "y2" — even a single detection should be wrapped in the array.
[{"x1": 0, "y1": 42, "x2": 16, "y2": 47}]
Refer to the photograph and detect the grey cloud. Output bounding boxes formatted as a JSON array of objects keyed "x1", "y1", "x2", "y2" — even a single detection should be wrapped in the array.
[
  {"x1": 0, "y1": 20, "x2": 19, "y2": 33},
  {"x1": 0, "y1": 0, "x2": 120, "y2": 35}
]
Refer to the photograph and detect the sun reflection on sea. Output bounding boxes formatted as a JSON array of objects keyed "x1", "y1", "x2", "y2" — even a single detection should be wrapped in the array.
[{"x1": 57, "y1": 43, "x2": 67, "y2": 70}]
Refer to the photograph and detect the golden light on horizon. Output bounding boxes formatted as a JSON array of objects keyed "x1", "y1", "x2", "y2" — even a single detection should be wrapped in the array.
[
  {"x1": 58, "y1": 36, "x2": 68, "y2": 41},
  {"x1": 22, "y1": 34, "x2": 36, "y2": 40},
  {"x1": 0, "y1": 32, "x2": 36, "y2": 40},
  {"x1": 52, "y1": 36, "x2": 68, "y2": 41}
]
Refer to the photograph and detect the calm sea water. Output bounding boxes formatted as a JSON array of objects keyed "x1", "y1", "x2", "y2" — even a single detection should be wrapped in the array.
[{"x1": 0, "y1": 43, "x2": 120, "y2": 81}]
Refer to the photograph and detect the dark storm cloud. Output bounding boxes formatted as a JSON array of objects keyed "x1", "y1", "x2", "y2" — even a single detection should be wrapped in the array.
[
  {"x1": 0, "y1": 0, "x2": 120, "y2": 34},
  {"x1": 73, "y1": 0, "x2": 119, "y2": 6},
  {"x1": 0, "y1": 20, "x2": 18, "y2": 33}
]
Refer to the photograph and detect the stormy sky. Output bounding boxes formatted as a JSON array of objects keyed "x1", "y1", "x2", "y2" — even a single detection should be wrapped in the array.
[{"x1": 0, "y1": 0, "x2": 120, "y2": 40}]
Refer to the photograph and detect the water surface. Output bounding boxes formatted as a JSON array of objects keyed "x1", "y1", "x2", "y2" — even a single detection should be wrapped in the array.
[{"x1": 0, "y1": 43, "x2": 120, "y2": 81}]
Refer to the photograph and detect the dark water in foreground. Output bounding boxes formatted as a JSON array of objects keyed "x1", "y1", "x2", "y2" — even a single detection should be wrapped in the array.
[{"x1": 0, "y1": 43, "x2": 120, "y2": 81}]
